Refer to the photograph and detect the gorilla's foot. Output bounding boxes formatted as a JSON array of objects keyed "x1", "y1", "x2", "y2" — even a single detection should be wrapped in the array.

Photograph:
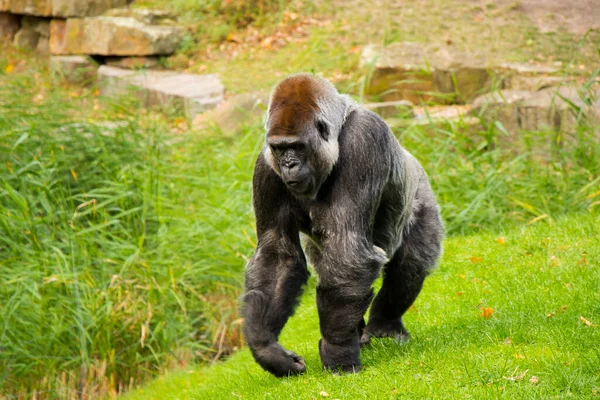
[
  {"x1": 360, "y1": 317, "x2": 410, "y2": 346},
  {"x1": 319, "y1": 338, "x2": 361, "y2": 374},
  {"x1": 252, "y1": 342, "x2": 306, "y2": 377}
]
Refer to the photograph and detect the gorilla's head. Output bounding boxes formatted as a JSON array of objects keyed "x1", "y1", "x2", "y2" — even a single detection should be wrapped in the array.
[{"x1": 264, "y1": 74, "x2": 353, "y2": 198}]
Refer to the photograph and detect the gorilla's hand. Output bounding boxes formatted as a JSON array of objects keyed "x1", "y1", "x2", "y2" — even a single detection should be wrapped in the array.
[{"x1": 252, "y1": 342, "x2": 306, "y2": 377}]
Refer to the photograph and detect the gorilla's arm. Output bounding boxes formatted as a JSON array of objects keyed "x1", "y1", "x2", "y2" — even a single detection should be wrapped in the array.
[{"x1": 242, "y1": 153, "x2": 310, "y2": 377}]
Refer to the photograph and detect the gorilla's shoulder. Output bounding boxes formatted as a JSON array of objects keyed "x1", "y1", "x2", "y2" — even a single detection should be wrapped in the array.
[{"x1": 341, "y1": 106, "x2": 396, "y2": 149}]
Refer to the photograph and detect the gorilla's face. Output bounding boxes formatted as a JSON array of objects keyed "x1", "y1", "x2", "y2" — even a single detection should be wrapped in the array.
[
  {"x1": 264, "y1": 74, "x2": 345, "y2": 198},
  {"x1": 268, "y1": 138, "x2": 312, "y2": 193}
]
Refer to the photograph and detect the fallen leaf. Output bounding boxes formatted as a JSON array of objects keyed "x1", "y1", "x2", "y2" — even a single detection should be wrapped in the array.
[
  {"x1": 513, "y1": 354, "x2": 525, "y2": 360},
  {"x1": 481, "y1": 307, "x2": 494, "y2": 319},
  {"x1": 459, "y1": 274, "x2": 466, "y2": 279},
  {"x1": 496, "y1": 237, "x2": 506, "y2": 244},
  {"x1": 456, "y1": 291, "x2": 464, "y2": 296},
  {"x1": 579, "y1": 316, "x2": 594, "y2": 327},
  {"x1": 470, "y1": 256, "x2": 483, "y2": 263},
  {"x1": 529, "y1": 376, "x2": 539, "y2": 385},
  {"x1": 5, "y1": 64, "x2": 14, "y2": 73},
  {"x1": 319, "y1": 391, "x2": 329, "y2": 397},
  {"x1": 546, "y1": 312, "x2": 555, "y2": 318}
]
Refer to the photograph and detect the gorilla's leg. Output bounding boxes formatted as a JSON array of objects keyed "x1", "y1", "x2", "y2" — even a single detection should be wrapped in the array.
[
  {"x1": 243, "y1": 243, "x2": 310, "y2": 377},
  {"x1": 362, "y1": 203, "x2": 442, "y2": 344},
  {"x1": 308, "y1": 240, "x2": 385, "y2": 373}
]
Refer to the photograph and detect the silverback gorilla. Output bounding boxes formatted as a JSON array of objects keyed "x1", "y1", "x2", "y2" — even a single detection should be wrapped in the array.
[{"x1": 242, "y1": 74, "x2": 443, "y2": 376}]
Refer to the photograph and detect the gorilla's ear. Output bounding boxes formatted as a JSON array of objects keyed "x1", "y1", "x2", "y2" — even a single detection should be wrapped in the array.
[{"x1": 316, "y1": 120, "x2": 329, "y2": 141}]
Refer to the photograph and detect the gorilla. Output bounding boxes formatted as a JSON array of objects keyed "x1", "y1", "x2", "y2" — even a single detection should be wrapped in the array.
[{"x1": 242, "y1": 74, "x2": 443, "y2": 377}]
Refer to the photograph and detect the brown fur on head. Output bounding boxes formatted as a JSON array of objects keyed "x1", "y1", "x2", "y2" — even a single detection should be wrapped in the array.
[{"x1": 264, "y1": 74, "x2": 354, "y2": 189}]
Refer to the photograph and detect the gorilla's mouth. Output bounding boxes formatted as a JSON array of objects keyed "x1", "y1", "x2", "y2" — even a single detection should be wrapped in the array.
[{"x1": 285, "y1": 176, "x2": 312, "y2": 194}]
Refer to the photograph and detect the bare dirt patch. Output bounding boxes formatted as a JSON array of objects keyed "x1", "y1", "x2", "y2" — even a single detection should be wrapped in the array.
[{"x1": 502, "y1": 0, "x2": 600, "y2": 34}]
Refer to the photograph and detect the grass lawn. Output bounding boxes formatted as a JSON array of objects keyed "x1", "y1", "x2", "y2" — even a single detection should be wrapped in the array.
[{"x1": 124, "y1": 213, "x2": 600, "y2": 399}]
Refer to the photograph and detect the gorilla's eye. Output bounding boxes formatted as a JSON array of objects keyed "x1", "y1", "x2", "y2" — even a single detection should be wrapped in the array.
[{"x1": 316, "y1": 120, "x2": 329, "y2": 141}]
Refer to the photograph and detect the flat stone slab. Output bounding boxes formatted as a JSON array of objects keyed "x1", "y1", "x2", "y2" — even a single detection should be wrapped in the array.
[
  {"x1": 98, "y1": 66, "x2": 225, "y2": 120},
  {"x1": 1, "y1": 0, "x2": 128, "y2": 17},
  {"x1": 50, "y1": 14, "x2": 183, "y2": 56}
]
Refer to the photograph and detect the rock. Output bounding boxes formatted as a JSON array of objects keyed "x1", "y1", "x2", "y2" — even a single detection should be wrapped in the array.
[
  {"x1": 503, "y1": 75, "x2": 572, "y2": 92},
  {"x1": 472, "y1": 87, "x2": 600, "y2": 133},
  {"x1": 0, "y1": 12, "x2": 20, "y2": 41},
  {"x1": 14, "y1": 16, "x2": 49, "y2": 52},
  {"x1": 517, "y1": 87, "x2": 586, "y2": 132},
  {"x1": 471, "y1": 90, "x2": 534, "y2": 133},
  {"x1": 430, "y1": 47, "x2": 492, "y2": 104},
  {"x1": 104, "y1": 56, "x2": 160, "y2": 69},
  {"x1": 21, "y1": 16, "x2": 49, "y2": 36},
  {"x1": 361, "y1": 42, "x2": 493, "y2": 104},
  {"x1": 193, "y1": 92, "x2": 269, "y2": 134},
  {"x1": 9, "y1": 0, "x2": 52, "y2": 17},
  {"x1": 1, "y1": 0, "x2": 127, "y2": 17},
  {"x1": 50, "y1": 55, "x2": 97, "y2": 84},
  {"x1": 51, "y1": 0, "x2": 128, "y2": 18},
  {"x1": 50, "y1": 14, "x2": 184, "y2": 56},
  {"x1": 103, "y1": 8, "x2": 176, "y2": 24},
  {"x1": 97, "y1": 66, "x2": 225, "y2": 120},
  {"x1": 360, "y1": 42, "x2": 435, "y2": 104},
  {"x1": 496, "y1": 62, "x2": 569, "y2": 91},
  {"x1": 363, "y1": 100, "x2": 414, "y2": 119},
  {"x1": 13, "y1": 26, "x2": 39, "y2": 48}
]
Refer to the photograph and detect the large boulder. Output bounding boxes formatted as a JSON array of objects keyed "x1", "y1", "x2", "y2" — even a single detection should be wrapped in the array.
[
  {"x1": 97, "y1": 66, "x2": 225, "y2": 120},
  {"x1": 0, "y1": 11, "x2": 20, "y2": 41},
  {"x1": 50, "y1": 12, "x2": 183, "y2": 56},
  {"x1": 1, "y1": 0, "x2": 127, "y2": 17},
  {"x1": 360, "y1": 43, "x2": 493, "y2": 104},
  {"x1": 360, "y1": 42, "x2": 435, "y2": 104},
  {"x1": 430, "y1": 47, "x2": 492, "y2": 104}
]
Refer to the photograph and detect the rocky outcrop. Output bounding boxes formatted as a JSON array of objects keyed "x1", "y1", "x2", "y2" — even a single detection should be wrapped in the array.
[
  {"x1": 97, "y1": 66, "x2": 225, "y2": 120},
  {"x1": 50, "y1": 12, "x2": 183, "y2": 56},
  {"x1": 1, "y1": 0, "x2": 128, "y2": 17}
]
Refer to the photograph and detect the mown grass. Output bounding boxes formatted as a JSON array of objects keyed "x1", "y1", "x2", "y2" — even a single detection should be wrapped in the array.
[
  {"x1": 123, "y1": 214, "x2": 600, "y2": 399},
  {"x1": 1, "y1": 48, "x2": 599, "y2": 398}
]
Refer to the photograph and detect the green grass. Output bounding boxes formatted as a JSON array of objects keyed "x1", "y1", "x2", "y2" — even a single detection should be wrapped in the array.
[{"x1": 123, "y1": 214, "x2": 600, "y2": 399}]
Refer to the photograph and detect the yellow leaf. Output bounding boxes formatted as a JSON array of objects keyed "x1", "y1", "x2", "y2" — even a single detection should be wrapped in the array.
[
  {"x1": 71, "y1": 169, "x2": 78, "y2": 181},
  {"x1": 496, "y1": 237, "x2": 506, "y2": 244},
  {"x1": 5, "y1": 64, "x2": 14, "y2": 73},
  {"x1": 579, "y1": 316, "x2": 594, "y2": 327}
]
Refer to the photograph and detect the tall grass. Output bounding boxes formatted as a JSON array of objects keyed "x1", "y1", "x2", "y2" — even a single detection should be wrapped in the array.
[
  {"x1": 0, "y1": 65, "x2": 256, "y2": 398},
  {"x1": 1, "y1": 56, "x2": 599, "y2": 398}
]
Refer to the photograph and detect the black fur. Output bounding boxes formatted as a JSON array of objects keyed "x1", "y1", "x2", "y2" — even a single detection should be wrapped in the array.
[{"x1": 242, "y1": 74, "x2": 443, "y2": 376}]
